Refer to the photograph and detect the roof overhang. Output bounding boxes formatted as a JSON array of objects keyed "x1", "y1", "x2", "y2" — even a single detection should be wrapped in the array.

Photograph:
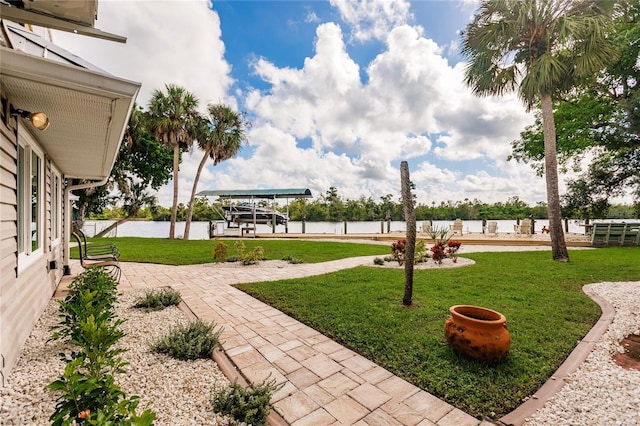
[
  {"x1": 197, "y1": 188, "x2": 313, "y2": 199},
  {"x1": 0, "y1": 1, "x2": 126, "y2": 43},
  {"x1": 1, "y1": 46, "x2": 141, "y2": 180}
]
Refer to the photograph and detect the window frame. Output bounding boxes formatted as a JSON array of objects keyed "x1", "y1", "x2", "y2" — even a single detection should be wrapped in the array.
[
  {"x1": 17, "y1": 127, "x2": 45, "y2": 270},
  {"x1": 51, "y1": 166, "x2": 62, "y2": 244}
]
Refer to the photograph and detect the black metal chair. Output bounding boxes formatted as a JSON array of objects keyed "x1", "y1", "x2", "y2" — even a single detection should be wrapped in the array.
[
  {"x1": 72, "y1": 232, "x2": 121, "y2": 282},
  {"x1": 73, "y1": 227, "x2": 120, "y2": 261}
]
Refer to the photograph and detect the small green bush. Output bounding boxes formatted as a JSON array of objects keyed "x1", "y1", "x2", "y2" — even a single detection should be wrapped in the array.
[
  {"x1": 212, "y1": 242, "x2": 229, "y2": 263},
  {"x1": 235, "y1": 241, "x2": 265, "y2": 265},
  {"x1": 151, "y1": 320, "x2": 222, "y2": 360},
  {"x1": 383, "y1": 255, "x2": 395, "y2": 262},
  {"x1": 373, "y1": 257, "x2": 385, "y2": 265},
  {"x1": 226, "y1": 255, "x2": 239, "y2": 263},
  {"x1": 133, "y1": 288, "x2": 182, "y2": 312},
  {"x1": 242, "y1": 246, "x2": 264, "y2": 265},
  {"x1": 48, "y1": 268, "x2": 156, "y2": 425},
  {"x1": 50, "y1": 267, "x2": 119, "y2": 344},
  {"x1": 212, "y1": 378, "x2": 282, "y2": 426},
  {"x1": 282, "y1": 255, "x2": 303, "y2": 264}
]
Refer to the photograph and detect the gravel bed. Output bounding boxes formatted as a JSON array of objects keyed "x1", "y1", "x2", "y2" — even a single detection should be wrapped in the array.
[
  {"x1": 0, "y1": 290, "x2": 232, "y2": 425},
  {"x1": 524, "y1": 281, "x2": 640, "y2": 426}
]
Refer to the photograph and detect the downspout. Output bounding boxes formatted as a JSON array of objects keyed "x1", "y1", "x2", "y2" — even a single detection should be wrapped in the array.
[{"x1": 62, "y1": 176, "x2": 109, "y2": 275}]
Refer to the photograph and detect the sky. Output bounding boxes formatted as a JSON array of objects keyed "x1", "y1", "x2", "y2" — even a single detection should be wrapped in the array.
[{"x1": 51, "y1": 0, "x2": 560, "y2": 208}]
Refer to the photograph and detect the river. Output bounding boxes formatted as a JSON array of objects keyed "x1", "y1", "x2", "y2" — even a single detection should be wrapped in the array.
[{"x1": 81, "y1": 219, "x2": 598, "y2": 240}]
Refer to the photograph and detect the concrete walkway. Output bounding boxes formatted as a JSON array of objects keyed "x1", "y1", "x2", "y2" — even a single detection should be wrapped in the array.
[{"x1": 78, "y1": 255, "x2": 493, "y2": 426}]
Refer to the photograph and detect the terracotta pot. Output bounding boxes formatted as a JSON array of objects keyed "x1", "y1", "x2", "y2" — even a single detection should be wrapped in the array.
[{"x1": 444, "y1": 305, "x2": 511, "y2": 362}]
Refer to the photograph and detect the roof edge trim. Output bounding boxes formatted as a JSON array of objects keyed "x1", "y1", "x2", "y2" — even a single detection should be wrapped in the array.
[{"x1": 0, "y1": 4, "x2": 126, "y2": 43}]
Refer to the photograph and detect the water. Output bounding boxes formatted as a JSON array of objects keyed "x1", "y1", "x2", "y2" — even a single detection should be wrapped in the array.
[{"x1": 81, "y1": 218, "x2": 599, "y2": 240}]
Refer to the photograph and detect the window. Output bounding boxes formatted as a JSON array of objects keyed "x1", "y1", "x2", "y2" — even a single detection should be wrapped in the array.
[
  {"x1": 31, "y1": 150, "x2": 41, "y2": 251},
  {"x1": 17, "y1": 144, "x2": 25, "y2": 253},
  {"x1": 52, "y1": 173, "x2": 61, "y2": 241},
  {"x1": 17, "y1": 130, "x2": 44, "y2": 261}
]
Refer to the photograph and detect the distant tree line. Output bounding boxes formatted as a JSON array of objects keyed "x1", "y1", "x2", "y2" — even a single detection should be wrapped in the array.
[{"x1": 88, "y1": 186, "x2": 638, "y2": 223}]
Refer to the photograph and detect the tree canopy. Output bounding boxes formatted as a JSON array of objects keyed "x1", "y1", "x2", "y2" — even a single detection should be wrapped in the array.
[
  {"x1": 510, "y1": 0, "x2": 640, "y2": 218},
  {"x1": 462, "y1": 0, "x2": 618, "y2": 261}
]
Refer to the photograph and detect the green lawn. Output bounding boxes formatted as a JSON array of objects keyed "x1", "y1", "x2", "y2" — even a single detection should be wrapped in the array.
[
  {"x1": 77, "y1": 237, "x2": 390, "y2": 265},
  {"x1": 236, "y1": 247, "x2": 640, "y2": 419}
]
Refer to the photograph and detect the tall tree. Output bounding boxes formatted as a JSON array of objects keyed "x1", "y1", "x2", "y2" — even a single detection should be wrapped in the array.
[
  {"x1": 148, "y1": 84, "x2": 199, "y2": 239},
  {"x1": 401, "y1": 161, "x2": 416, "y2": 306},
  {"x1": 509, "y1": 1, "x2": 640, "y2": 215},
  {"x1": 183, "y1": 104, "x2": 248, "y2": 239},
  {"x1": 462, "y1": 0, "x2": 617, "y2": 261}
]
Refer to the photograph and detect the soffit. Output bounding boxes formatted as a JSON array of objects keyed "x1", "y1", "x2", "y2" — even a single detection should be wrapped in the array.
[{"x1": 1, "y1": 46, "x2": 140, "y2": 180}]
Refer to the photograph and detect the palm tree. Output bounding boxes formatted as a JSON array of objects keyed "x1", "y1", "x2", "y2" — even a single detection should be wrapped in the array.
[
  {"x1": 148, "y1": 84, "x2": 199, "y2": 239},
  {"x1": 183, "y1": 104, "x2": 249, "y2": 240},
  {"x1": 461, "y1": 0, "x2": 616, "y2": 261}
]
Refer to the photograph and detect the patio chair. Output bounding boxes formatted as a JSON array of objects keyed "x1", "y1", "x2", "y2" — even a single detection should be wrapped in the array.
[
  {"x1": 487, "y1": 221, "x2": 498, "y2": 236},
  {"x1": 514, "y1": 219, "x2": 532, "y2": 236},
  {"x1": 449, "y1": 219, "x2": 463, "y2": 235},
  {"x1": 72, "y1": 232, "x2": 121, "y2": 282},
  {"x1": 73, "y1": 227, "x2": 119, "y2": 261}
]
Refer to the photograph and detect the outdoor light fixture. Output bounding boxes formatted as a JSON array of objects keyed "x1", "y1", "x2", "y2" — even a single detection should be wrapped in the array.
[{"x1": 10, "y1": 107, "x2": 50, "y2": 131}]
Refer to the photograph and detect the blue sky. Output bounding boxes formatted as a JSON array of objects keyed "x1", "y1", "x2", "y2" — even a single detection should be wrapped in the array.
[{"x1": 52, "y1": 0, "x2": 561, "y2": 208}]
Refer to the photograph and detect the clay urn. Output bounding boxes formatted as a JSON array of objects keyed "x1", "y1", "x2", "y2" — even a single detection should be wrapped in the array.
[{"x1": 444, "y1": 305, "x2": 511, "y2": 362}]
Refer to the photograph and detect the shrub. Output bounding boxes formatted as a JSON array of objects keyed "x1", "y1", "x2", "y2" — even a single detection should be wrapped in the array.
[
  {"x1": 391, "y1": 239, "x2": 428, "y2": 266},
  {"x1": 133, "y1": 288, "x2": 182, "y2": 312},
  {"x1": 391, "y1": 239, "x2": 407, "y2": 265},
  {"x1": 447, "y1": 240, "x2": 462, "y2": 263},
  {"x1": 235, "y1": 241, "x2": 264, "y2": 265},
  {"x1": 151, "y1": 320, "x2": 222, "y2": 360},
  {"x1": 48, "y1": 268, "x2": 155, "y2": 425},
  {"x1": 226, "y1": 255, "x2": 239, "y2": 263},
  {"x1": 212, "y1": 242, "x2": 229, "y2": 263},
  {"x1": 50, "y1": 267, "x2": 119, "y2": 343},
  {"x1": 414, "y1": 240, "x2": 428, "y2": 263},
  {"x1": 242, "y1": 246, "x2": 264, "y2": 265},
  {"x1": 373, "y1": 257, "x2": 385, "y2": 265},
  {"x1": 211, "y1": 378, "x2": 282, "y2": 426},
  {"x1": 430, "y1": 241, "x2": 448, "y2": 264},
  {"x1": 282, "y1": 255, "x2": 303, "y2": 264},
  {"x1": 383, "y1": 255, "x2": 395, "y2": 262}
]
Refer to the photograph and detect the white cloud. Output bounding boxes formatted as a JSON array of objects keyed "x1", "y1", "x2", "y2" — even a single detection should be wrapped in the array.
[
  {"x1": 330, "y1": 0, "x2": 413, "y2": 42},
  {"x1": 50, "y1": 0, "x2": 556, "y2": 209},
  {"x1": 244, "y1": 20, "x2": 538, "y2": 201},
  {"x1": 52, "y1": 0, "x2": 232, "y2": 108},
  {"x1": 305, "y1": 10, "x2": 321, "y2": 23}
]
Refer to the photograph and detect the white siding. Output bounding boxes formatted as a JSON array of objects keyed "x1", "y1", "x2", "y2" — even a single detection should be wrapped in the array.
[{"x1": 0, "y1": 114, "x2": 63, "y2": 385}]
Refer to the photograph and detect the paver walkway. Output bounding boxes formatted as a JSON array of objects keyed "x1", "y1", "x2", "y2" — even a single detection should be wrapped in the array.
[{"x1": 70, "y1": 257, "x2": 495, "y2": 426}]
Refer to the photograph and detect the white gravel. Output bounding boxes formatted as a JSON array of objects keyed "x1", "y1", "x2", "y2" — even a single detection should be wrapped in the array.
[
  {"x1": 0, "y1": 290, "x2": 232, "y2": 425},
  {"x1": 524, "y1": 281, "x2": 640, "y2": 426}
]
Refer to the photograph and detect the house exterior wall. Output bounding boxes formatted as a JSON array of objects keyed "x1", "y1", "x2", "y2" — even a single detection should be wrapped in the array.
[{"x1": 0, "y1": 109, "x2": 63, "y2": 385}]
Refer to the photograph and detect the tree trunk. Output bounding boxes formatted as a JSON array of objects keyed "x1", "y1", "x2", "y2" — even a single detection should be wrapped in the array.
[
  {"x1": 183, "y1": 148, "x2": 211, "y2": 240},
  {"x1": 401, "y1": 161, "x2": 416, "y2": 306},
  {"x1": 540, "y1": 94, "x2": 569, "y2": 262},
  {"x1": 169, "y1": 144, "x2": 180, "y2": 239},
  {"x1": 95, "y1": 217, "x2": 133, "y2": 237}
]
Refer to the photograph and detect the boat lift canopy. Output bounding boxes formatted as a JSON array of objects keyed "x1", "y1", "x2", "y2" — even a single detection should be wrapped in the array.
[
  {"x1": 196, "y1": 188, "x2": 312, "y2": 199},
  {"x1": 196, "y1": 188, "x2": 312, "y2": 236}
]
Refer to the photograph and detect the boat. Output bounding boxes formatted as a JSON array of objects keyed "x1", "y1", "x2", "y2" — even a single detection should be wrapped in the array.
[{"x1": 221, "y1": 204, "x2": 287, "y2": 227}]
